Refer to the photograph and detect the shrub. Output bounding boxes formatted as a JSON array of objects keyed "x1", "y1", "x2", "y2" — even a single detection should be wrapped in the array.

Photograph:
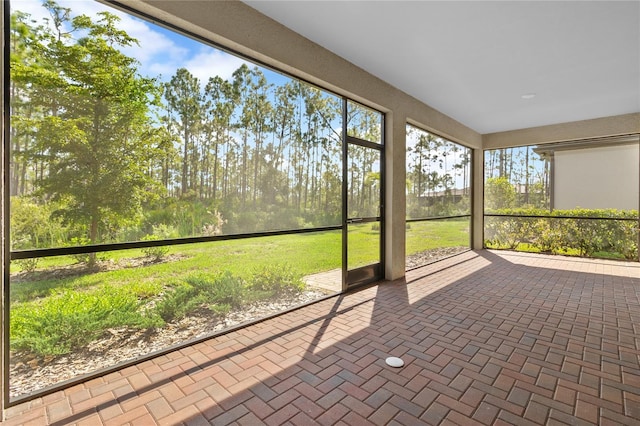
[
  {"x1": 141, "y1": 224, "x2": 177, "y2": 261},
  {"x1": 11, "y1": 285, "x2": 159, "y2": 357},
  {"x1": 11, "y1": 197, "x2": 67, "y2": 250},
  {"x1": 141, "y1": 237, "x2": 169, "y2": 262},
  {"x1": 67, "y1": 237, "x2": 92, "y2": 264},
  {"x1": 13, "y1": 258, "x2": 39, "y2": 274},
  {"x1": 484, "y1": 216, "x2": 530, "y2": 249},
  {"x1": 248, "y1": 264, "x2": 305, "y2": 298},
  {"x1": 155, "y1": 272, "x2": 245, "y2": 322},
  {"x1": 485, "y1": 208, "x2": 638, "y2": 260},
  {"x1": 531, "y1": 218, "x2": 563, "y2": 253},
  {"x1": 607, "y1": 221, "x2": 638, "y2": 260},
  {"x1": 154, "y1": 283, "x2": 198, "y2": 322}
]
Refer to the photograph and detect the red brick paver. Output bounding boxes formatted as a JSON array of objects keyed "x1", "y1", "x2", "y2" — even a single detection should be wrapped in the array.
[{"x1": 2, "y1": 250, "x2": 640, "y2": 425}]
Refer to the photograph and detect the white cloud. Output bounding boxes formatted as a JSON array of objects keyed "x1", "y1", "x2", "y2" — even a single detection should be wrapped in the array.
[
  {"x1": 13, "y1": 0, "x2": 246, "y2": 83},
  {"x1": 119, "y1": 16, "x2": 189, "y2": 63},
  {"x1": 183, "y1": 48, "x2": 249, "y2": 83}
]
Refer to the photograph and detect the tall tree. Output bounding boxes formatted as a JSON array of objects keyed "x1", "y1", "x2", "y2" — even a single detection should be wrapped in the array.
[
  {"x1": 31, "y1": 2, "x2": 160, "y2": 262},
  {"x1": 232, "y1": 64, "x2": 252, "y2": 207},
  {"x1": 164, "y1": 68, "x2": 202, "y2": 196},
  {"x1": 271, "y1": 81, "x2": 301, "y2": 206},
  {"x1": 204, "y1": 76, "x2": 236, "y2": 201},
  {"x1": 10, "y1": 9, "x2": 58, "y2": 196}
]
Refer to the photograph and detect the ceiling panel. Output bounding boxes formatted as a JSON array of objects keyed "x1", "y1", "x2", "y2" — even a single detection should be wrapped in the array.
[{"x1": 244, "y1": 1, "x2": 640, "y2": 134}]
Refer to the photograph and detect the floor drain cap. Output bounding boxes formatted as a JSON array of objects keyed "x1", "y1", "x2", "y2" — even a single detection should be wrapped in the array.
[{"x1": 385, "y1": 357, "x2": 404, "y2": 368}]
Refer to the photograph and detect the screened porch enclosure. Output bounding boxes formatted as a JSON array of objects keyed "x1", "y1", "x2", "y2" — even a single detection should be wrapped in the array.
[
  {"x1": 484, "y1": 136, "x2": 640, "y2": 262},
  {"x1": 405, "y1": 125, "x2": 473, "y2": 269},
  {"x1": 6, "y1": 0, "x2": 385, "y2": 402},
  {"x1": 1, "y1": 0, "x2": 638, "y2": 421}
]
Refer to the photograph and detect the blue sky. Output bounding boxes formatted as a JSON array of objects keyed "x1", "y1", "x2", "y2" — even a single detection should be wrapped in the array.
[
  {"x1": 406, "y1": 126, "x2": 471, "y2": 190},
  {"x1": 13, "y1": 0, "x2": 355, "y2": 155},
  {"x1": 14, "y1": 0, "x2": 287, "y2": 85}
]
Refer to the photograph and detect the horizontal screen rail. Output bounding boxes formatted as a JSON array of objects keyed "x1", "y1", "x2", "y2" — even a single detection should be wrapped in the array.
[
  {"x1": 484, "y1": 214, "x2": 639, "y2": 222},
  {"x1": 406, "y1": 214, "x2": 471, "y2": 223},
  {"x1": 11, "y1": 225, "x2": 343, "y2": 260}
]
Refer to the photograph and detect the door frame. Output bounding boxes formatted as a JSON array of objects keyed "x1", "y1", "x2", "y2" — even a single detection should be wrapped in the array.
[{"x1": 341, "y1": 99, "x2": 385, "y2": 290}]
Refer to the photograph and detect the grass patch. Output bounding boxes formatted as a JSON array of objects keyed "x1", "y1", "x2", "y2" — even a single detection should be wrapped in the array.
[
  {"x1": 12, "y1": 263, "x2": 306, "y2": 357},
  {"x1": 156, "y1": 271, "x2": 246, "y2": 322},
  {"x1": 9, "y1": 223, "x2": 470, "y2": 358},
  {"x1": 11, "y1": 283, "x2": 162, "y2": 356},
  {"x1": 11, "y1": 230, "x2": 340, "y2": 304},
  {"x1": 348, "y1": 223, "x2": 381, "y2": 269},
  {"x1": 406, "y1": 218, "x2": 470, "y2": 256},
  {"x1": 248, "y1": 264, "x2": 305, "y2": 299}
]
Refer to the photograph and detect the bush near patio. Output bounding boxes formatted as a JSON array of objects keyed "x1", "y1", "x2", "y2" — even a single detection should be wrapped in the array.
[
  {"x1": 485, "y1": 208, "x2": 638, "y2": 260},
  {"x1": 11, "y1": 265, "x2": 305, "y2": 358}
]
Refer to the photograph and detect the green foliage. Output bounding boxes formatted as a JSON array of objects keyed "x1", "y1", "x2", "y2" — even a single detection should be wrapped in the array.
[
  {"x1": 142, "y1": 200, "x2": 226, "y2": 237},
  {"x1": 156, "y1": 266, "x2": 305, "y2": 323},
  {"x1": 11, "y1": 285, "x2": 160, "y2": 357},
  {"x1": 13, "y1": 258, "x2": 39, "y2": 274},
  {"x1": 248, "y1": 264, "x2": 305, "y2": 298},
  {"x1": 485, "y1": 177, "x2": 516, "y2": 210},
  {"x1": 10, "y1": 1, "x2": 366, "y2": 249},
  {"x1": 141, "y1": 225, "x2": 177, "y2": 261},
  {"x1": 18, "y1": 2, "x2": 161, "y2": 247},
  {"x1": 10, "y1": 255, "x2": 314, "y2": 357},
  {"x1": 485, "y1": 208, "x2": 638, "y2": 260},
  {"x1": 10, "y1": 197, "x2": 67, "y2": 250},
  {"x1": 530, "y1": 219, "x2": 563, "y2": 253},
  {"x1": 9, "y1": 230, "x2": 341, "y2": 358},
  {"x1": 67, "y1": 237, "x2": 92, "y2": 264},
  {"x1": 153, "y1": 284, "x2": 197, "y2": 322},
  {"x1": 155, "y1": 272, "x2": 245, "y2": 322},
  {"x1": 141, "y1": 237, "x2": 169, "y2": 262},
  {"x1": 65, "y1": 237, "x2": 107, "y2": 266}
]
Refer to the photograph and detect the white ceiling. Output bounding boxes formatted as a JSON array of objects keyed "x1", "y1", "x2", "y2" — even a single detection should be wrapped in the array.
[{"x1": 243, "y1": 1, "x2": 640, "y2": 134}]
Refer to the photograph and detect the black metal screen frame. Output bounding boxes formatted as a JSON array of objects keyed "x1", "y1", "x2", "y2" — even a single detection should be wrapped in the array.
[
  {"x1": 2, "y1": 0, "x2": 11, "y2": 411},
  {"x1": 2, "y1": 0, "x2": 391, "y2": 406},
  {"x1": 404, "y1": 124, "x2": 475, "y2": 266},
  {"x1": 12, "y1": 226, "x2": 342, "y2": 260},
  {"x1": 343, "y1": 99, "x2": 385, "y2": 289},
  {"x1": 406, "y1": 214, "x2": 472, "y2": 223}
]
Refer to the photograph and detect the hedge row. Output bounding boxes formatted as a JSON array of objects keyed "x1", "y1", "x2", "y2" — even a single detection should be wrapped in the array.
[{"x1": 484, "y1": 208, "x2": 639, "y2": 260}]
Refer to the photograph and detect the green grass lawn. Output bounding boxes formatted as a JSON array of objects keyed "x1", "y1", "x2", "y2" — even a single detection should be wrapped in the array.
[
  {"x1": 11, "y1": 230, "x2": 344, "y2": 303},
  {"x1": 9, "y1": 222, "x2": 472, "y2": 358},
  {"x1": 406, "y1": 218, "x2": 470, "y2": 255},
  {"x1": 13, "y1": 220, "x2": 472, "y2": 303}
]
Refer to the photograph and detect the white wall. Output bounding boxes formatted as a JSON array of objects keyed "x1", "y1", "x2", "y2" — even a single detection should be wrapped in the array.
[{"x1": 554, "y1": 144, "x2": 639, "y2": 210}]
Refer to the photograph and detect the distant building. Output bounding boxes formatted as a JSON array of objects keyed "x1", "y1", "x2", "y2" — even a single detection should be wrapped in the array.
[{"x1": 418, "y1": 187, "x2": 470, "y2": 206}]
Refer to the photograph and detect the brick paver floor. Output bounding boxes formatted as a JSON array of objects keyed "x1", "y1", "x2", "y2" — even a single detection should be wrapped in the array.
[{"x1": 3, "y1": 250, "x2": 640, "y2": 425}]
